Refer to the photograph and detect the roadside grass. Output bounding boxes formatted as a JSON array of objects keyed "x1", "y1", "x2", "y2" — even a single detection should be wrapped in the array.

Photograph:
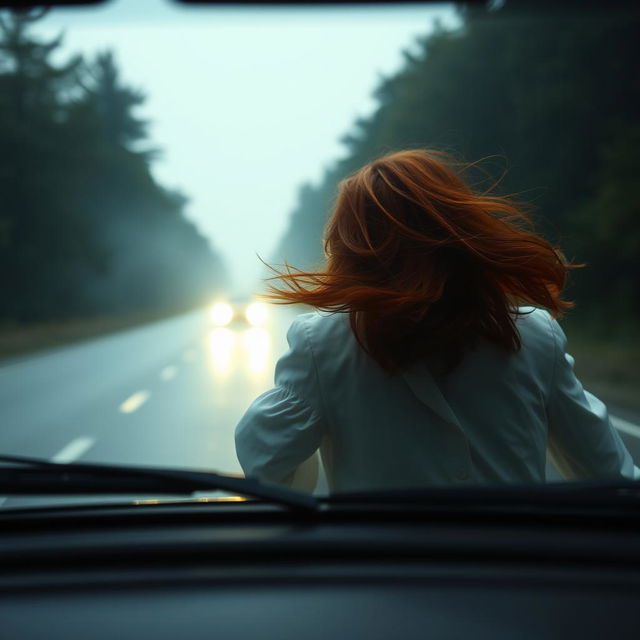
[
  {"x1": 0, "y1": 307, "x2": 199, "y2": 362},
  {"x1": 566, "y1": 331, "x2": 640, "y2": 414}
]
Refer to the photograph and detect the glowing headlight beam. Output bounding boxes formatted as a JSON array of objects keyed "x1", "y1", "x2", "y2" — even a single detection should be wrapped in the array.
[
  {"x1": 207, "y1": 328, "x2": 236, "y2": 375},
  {"x1": 242, "y1": 327, "x2": 270, "y2": 375},
  {"x1": 245, "y1": 302, "x2": 268, "y2": 327},
  {"x1": 210, "y1": 302, "x2": 233, "y2": 326}
]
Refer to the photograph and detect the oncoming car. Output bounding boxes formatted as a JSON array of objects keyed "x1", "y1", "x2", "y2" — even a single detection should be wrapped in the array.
[{"x1": 209, "y1": 299, "x2": 269, "y2": 328}]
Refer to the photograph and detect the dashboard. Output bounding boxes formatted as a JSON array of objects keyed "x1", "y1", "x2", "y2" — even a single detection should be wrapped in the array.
[{"x1": 1, "y1": 500, "x2": 639, "y2": 639}]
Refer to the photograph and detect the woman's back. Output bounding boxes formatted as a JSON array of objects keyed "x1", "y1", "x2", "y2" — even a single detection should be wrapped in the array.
[
  {"x1": 235, "y1": 308, "x2": 637, "y2": 491},
  {"x1": 234, "y1": 149, "x2": 638, "y2": 490}
]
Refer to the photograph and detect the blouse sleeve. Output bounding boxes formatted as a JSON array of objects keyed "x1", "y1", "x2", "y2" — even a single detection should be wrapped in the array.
[
  {"x1": 545, "y1": 317, "x2": 640, "y2": 481},
  {"x1": 235, "y1": 315, "x2": 325, "y2": 487}
]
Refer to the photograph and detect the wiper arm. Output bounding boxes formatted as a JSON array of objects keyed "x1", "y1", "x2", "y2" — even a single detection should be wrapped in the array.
[{"x1": 0, "y1": 454, "x2": 317, "y2": 511}]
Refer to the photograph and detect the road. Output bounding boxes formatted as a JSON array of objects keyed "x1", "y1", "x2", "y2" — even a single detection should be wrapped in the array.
[
  {"x1": 1, "y1": 307, "x2": 639, "y2": 507},
  {"x1": 0, "y1": 307, "x2": 298, "y2": 508}
]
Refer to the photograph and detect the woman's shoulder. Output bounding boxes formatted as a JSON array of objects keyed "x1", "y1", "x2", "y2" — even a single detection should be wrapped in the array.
[
  {"x1": 513, "y1": 306, "x2": 561, "y2": 360},
  {"x1": 515, "y1": 306, "x2": 553, "y2": 332},
  {"x1": 286, "y1": 311, "x2": 355, "y2": 361},
  {"x1": 289, "y1": 310, "x2": 351, "y2": 339}
]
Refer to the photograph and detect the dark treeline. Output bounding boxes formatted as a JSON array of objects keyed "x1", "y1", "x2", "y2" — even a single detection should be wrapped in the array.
[
  {"x1": 274, "y1": 2, "x2": 639, "y2": 334},
  {"x1": 0, "y1": 9, "x2": 227, "y2": 324}
]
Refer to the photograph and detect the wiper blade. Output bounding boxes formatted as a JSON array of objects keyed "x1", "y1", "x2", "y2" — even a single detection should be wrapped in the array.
[{"x1": 0, "y1": 454, "x2": 317, "y2": 511}]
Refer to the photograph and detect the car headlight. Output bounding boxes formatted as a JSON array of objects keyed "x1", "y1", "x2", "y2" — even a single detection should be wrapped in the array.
[
  {"x1": 210, "y1": 302, "x2": 234, "y2": 326},
  {"x1": 245, "y1": 302, "x2": 268, "y2": 327}
]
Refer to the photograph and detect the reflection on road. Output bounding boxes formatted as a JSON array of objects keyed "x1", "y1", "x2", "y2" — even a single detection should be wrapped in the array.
[
  {"x1": 0, "y1": 310, "x2": 298, "y2": 486},
  {"x1": 207, "y1": 328, "x2": 236, "y2": 375},
  {"x1": 206, "y1": 327, "x2": 271, "y2": 379},
  {"x1": 243, "y1": 328, "x2": 270, "y2": 375}
]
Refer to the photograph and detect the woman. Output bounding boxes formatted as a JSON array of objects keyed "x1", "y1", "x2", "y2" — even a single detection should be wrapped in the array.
[{"x1": 235, "y1": 149, "x2": 638, "y2": 492}]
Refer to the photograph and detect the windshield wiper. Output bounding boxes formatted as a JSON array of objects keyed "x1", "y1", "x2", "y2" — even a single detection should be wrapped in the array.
[{"x1": 0, "y1": 454, "x2": 317, "y2": 511}]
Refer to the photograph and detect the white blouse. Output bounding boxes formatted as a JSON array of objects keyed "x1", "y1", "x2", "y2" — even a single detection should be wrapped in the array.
[{"x1": 235, "y1": 308, "x2": 638, "y2": 492}]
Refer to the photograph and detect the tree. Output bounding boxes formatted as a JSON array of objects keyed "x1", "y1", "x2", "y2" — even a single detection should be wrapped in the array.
[
  {"x1": 0, "y1": 9, "x2": 92, "y2": 320},
  {"x1": 273, "y1": 3, "x2": 640, "y2": 329},
  {"x1": 79, "y1": 50, "x2": 148, "y2": 149},
  {"x1": 0, "y1": 9, "x2": 228, "y2": 322}
]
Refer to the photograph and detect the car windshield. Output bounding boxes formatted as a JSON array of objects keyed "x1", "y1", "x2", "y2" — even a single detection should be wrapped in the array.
[{"x1": 0, "y1": 0, "x2": 638, "y2": 510}]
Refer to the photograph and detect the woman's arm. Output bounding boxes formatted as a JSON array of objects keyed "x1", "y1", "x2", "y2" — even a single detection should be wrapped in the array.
[
  {"x1": 546, "y1": 318, "x2": 640, "y2": 481},
  {"x1": 235, "y1": 315, "x2": 325, "y2": 488}
]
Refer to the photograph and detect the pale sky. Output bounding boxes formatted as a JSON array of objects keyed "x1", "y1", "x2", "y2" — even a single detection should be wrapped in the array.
[{"x1": 38, "y1": 0, "x2": 458, "y2": 293}]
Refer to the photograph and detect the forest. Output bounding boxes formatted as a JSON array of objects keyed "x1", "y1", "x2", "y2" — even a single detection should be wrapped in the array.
[
  {"x1": 274, "y1": 2, "x2": 639, "y2": 338},
  {"x1": 0, "y1": 9, "x2": 228, "y2": 325}
]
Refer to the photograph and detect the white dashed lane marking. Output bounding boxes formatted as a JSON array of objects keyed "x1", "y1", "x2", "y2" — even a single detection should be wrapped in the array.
[
  {"x1": 51, "y1": 436, "x2": 95, "y2": 463},
  {"x1": 612, "y1": 415, "x2": 640, "y2": 440},
  {"x1": 160, "y1": 365, "x2": 178, "y2": 381},
  {"x1": 119, "y1": 390, "x2": 150, "y2": 414}
]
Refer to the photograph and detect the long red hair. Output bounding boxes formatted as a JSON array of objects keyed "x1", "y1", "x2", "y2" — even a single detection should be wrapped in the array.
[{"x1": 265, "y1": 149, "x2": 578, "y2": 373}]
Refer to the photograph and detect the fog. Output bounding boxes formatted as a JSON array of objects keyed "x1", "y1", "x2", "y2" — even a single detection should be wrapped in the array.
[{"x1": 37, "y1": 0, "x2": 457, "y2": 294}]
